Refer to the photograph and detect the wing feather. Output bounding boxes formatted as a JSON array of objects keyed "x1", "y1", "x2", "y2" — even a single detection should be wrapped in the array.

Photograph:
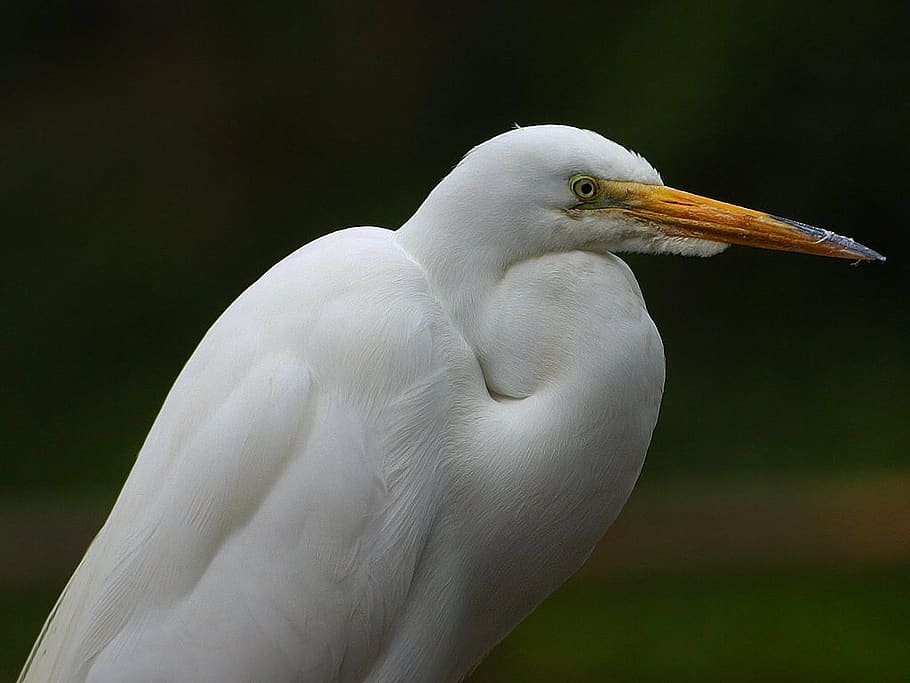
[{"x1": 18, "y1": 228, "x2": 452, "y2": 683}]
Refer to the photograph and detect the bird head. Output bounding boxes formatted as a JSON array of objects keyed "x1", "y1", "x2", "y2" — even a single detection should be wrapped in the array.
[{"x1": 413, "y1": 125, "x2": 883, "y2": 264}]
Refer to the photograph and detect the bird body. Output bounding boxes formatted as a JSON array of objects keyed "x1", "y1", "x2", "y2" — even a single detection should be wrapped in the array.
[
  {"x1": 19, "y1": 125, "x2": 880, "y2": 683},
  {"x1": 23, "y1": 226, "x2": 662, "y2": 683}
]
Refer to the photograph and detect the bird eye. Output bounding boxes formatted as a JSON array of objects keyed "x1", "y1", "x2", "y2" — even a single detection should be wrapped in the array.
[{"x1": 570, "y1": 175, "x2": 599, "y2": 201}]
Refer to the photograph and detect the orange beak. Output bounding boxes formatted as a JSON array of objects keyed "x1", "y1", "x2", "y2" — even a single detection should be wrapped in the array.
[{"x1": 598, "y1": 181, "x2": 885, "y2": 262}]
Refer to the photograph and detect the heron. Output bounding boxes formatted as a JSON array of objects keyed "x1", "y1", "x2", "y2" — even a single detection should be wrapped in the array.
[{"x1": 18, "y1": 125, "x2": 883, "y2": 683}]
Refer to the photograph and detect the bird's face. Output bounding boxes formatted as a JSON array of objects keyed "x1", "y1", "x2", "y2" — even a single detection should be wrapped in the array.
[
  {"x1": 562, "y1": 174, "x2": 884, "y2": 261},
  {"x1": 449, "y1": 125, "x2": 883, "y2": 263}
]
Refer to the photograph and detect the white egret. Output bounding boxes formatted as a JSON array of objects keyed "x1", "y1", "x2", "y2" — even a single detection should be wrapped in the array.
[{"x1": 18, "y1": 125, "x2": 882, "y2": 683}]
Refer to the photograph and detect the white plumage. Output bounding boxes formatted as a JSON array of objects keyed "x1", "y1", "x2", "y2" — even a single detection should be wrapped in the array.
[{"x1": 19, "y1": 124, "x2": 879, "y2": 683}]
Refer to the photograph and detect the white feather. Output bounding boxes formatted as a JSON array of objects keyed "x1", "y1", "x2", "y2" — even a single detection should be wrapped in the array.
[{"x1": 20, "y1": 125, "x2": 667, "y2": 682}]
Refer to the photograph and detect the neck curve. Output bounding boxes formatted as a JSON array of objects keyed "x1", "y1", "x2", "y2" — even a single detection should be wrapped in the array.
[{"x1": 394, "y1": 203, "x2": 508, "y2": 348}]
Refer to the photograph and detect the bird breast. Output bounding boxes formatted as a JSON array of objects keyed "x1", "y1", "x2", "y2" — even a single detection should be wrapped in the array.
[
  {"x1": 475, "y1": 250, "x2": 663, "y2": 404},
  {"x1": 431, "y1": 250, "x2": 665, "y2": 666}
]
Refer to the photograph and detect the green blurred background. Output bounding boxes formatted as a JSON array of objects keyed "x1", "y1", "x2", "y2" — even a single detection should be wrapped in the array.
[{"x1": 2, "y1": 1, "x2": 909, "y2": 681}]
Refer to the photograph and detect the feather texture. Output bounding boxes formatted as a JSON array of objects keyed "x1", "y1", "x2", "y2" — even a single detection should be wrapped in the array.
[{"x1": 19, "y1": 126, "x2": 667, "y2": 682}]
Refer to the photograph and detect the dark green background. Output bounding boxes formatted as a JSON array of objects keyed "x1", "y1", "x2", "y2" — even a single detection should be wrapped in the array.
[{"x1": 2, "y1": 2, "x2": 908, "y2": 681}]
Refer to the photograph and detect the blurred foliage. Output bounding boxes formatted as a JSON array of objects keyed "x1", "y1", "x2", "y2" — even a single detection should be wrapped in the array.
[
  {"x1": 2, "y1": 0, "x2": 909, "y2": 680},
  {"x1": 473, "y1": 569, "x2": 910, "y2": 682}
]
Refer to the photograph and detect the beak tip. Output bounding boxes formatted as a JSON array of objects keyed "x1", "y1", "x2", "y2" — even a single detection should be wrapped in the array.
[
  {"x1": 851, "y1": 245, "x2": 886, "y2": 263},
  {"x1": 769, "y1": 214, "x2": 885, "y2": 263}
]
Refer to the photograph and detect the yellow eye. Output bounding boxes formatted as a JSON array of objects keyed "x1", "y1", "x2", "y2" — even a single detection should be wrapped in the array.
[{"x1": 570, "y1": 175, "x2": 599, "y2": 201}]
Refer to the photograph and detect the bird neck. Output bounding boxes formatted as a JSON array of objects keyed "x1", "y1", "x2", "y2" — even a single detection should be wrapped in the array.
[{"x1": 395, "y1": 206, "x2": 510, "y2": 347}]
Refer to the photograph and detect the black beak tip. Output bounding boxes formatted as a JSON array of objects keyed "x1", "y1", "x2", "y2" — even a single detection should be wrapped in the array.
[{"x1": 770, "y1": 214, "x2": 886, "y2": 263}]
